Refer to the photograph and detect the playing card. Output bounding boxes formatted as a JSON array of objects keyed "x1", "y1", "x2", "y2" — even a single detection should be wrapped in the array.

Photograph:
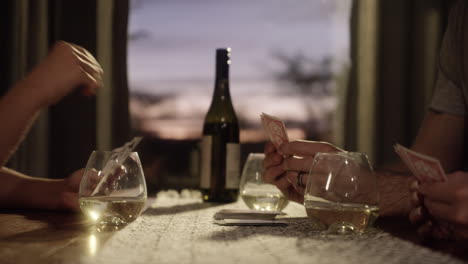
[
  {"x1": 394, "y1": 144, "x2": 421, "y2": 180},
  {"x1": 404, "y1": 149, "x2": 447, "y2": 182},
  {"x1": 261, "y1": 113, "x2": 289, "y2": 149},
  {"x1": 260, "y1": 115, "x2": 270, "y2": 141},
  {"x1": 91, "y1": 137, "x2": 143, "y2": 196},
  {"x1": 393, "y1": 144, "x2": 447, "y2": 182}
]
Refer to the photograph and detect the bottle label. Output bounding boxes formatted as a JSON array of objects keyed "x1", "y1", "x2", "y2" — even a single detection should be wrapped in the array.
[
  {"x1": 200, "y1": 136, "x2": 212, "y2": 189},
  {"x1": 225, "y1": 143, "x2": 240, "y2": 189}
]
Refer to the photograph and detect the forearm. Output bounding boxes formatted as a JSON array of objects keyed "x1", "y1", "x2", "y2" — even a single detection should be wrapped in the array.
[
  {"x1": 0, "y1": 80, "x2": 44, "y2": 166},
  {"x1": 0, "y1": 167, "x2": 65, "y2": 210},
  {"x1": 376, "y1": 167, "x2": 412, "y2": 217}
]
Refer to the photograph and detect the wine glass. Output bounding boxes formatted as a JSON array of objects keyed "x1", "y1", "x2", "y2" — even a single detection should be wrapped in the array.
[
  {"x1": 304, "y1": 152, "x2": 379, "y2": 234},
  {"x1": 239, "y1": 153, "x2": 288, "y2": 211},
  {"x1": 79, "y1": 151, "x2": 147, "y2": 232}
]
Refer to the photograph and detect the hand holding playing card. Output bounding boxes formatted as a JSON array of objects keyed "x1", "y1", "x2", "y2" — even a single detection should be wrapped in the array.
[
  {"x1": 393, "y1": 144, "x2": 458, "y2": 239},
  {"x1": 410, "y1": 171, "x2": 468, "y2": 240}
]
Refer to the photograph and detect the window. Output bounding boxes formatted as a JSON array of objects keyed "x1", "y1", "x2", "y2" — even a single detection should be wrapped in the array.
[{"x1": 128, "y1": 0, "x2": 351, "y2": 190}]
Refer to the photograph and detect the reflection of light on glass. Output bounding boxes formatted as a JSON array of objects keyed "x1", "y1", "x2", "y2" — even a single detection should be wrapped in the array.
[
  {"x1": 88, "y1": 234, "x2": 97, "y2": 256},
  {"x1": 325, "y1": 172, "x2": 332, "y2": 191},
  {"x1": 89, "y1": 211, "x2": 100, "y2": 221}
]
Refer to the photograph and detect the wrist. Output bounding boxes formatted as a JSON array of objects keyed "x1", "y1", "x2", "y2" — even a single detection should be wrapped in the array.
[
  {"x1": 12, "y1": 75, "x2": 50, "y2": 110},
  {"x1": 17, "y1": 178, "x2": 67, "y2": 210},
  {"x1": 377, "y1": 169, "x2": 412, "y2": 217}
]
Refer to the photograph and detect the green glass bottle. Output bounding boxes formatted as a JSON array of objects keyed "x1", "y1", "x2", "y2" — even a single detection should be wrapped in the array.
[{"x1": 200, "y1": 48, "x2": 240, "y2": 203}]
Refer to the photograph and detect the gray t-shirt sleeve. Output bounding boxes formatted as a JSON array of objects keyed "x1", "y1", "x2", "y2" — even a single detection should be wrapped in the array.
[
  {"x1": 429, "y1": 0, "x2": 467, "y2": 116},
  {"x1": 429, "y1": 70, "x2": 466, "y2": 116}
]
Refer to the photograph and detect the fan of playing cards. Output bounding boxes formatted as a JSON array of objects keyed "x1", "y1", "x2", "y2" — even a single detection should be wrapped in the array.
[
  {"x1": 394, "y1": 144, "x2": 447, "y2": 183},
  {"x1": 90, "y1": 137, "x2": 143, "y2": 196}
]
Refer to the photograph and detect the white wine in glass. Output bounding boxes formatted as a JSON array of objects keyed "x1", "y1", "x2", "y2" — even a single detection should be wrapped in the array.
[
  {"x1": 80, "y1": 196, "x2": 146, "y2": 229},
  {"x1": 79, "y1": 151, "x2": 147, "y2": 232},
  {"x1": 304, "y1": 196, "x2": 379, "y2": 232},
  {"x1": 240, "y1": 153, "x2": 288, "y2": 211},
  {"x1": 304, "y1": 152, "x2": 379, "y2": 233}
]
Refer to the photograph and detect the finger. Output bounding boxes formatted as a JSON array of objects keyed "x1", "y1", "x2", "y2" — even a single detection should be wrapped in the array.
[
  {"x1": 417, "y1": 220, "x2": 433, "y2": 239},
  {"x1": 284, "y1": 185, "x2": 304, "y2": 204},
  {"x1": 424, "y1": 199, "x2": 455, "y2": 223},
  {"x1": 285, "y1": 171, "x2": 307, "y2": 191},
  {"x1": 264, "y1": 142, "x2": 276, "y2": 154},
  {"x1": 262, "y1": 165, "x2": 285, "y2": 184},
  {"x1": 279, "y1": 140, "x2": 342, "y2": 157},
  {"x1": 75, "y1": 55, "x2": 104, "y2": 78},
  {"x1": 419, "y1": 182, "x2": 454, "y2": 203},
  {"x1": 298, "y1": 171, "x2": 307, "y2": 189},
  {"x1": 408, "y1": 206, "x2": 425, "y2": 225},
  {"x1": 60, "y1": 192, "x2": 80, "y2": 212},
  {"x1": 263, "y1": 152, "x2": 283, "y2": 169},
  {"x1": 80, "y1": 68, "x2": 102, "y2": 95},
  {"x1": 272, "y1": 172, "x2": 305, "y2": 204},
  {"x1": 275, "y1": 172, "x2": 292, "y2": 191},
  {"x1": 431, "y1": 222, "x2": 451, "y2": 240},
  {"x1": 410, "y1": 191, "x2": 422, "y2": 207},
  {"x1": 408, "y1": 179, "x2": 426, "y2": 208},
  {"x1": 285, "y1": 171, "x2": 298, "y2": 190},
  {"x1": 66, "y1": 168, "x2": 86, "y2": 190},
  {"x1": 76, "y1": 59, "x2": 103, "y2": 92},
  {"x1": 283, "y1": 155, "x2": 315, "y2": 172},
  {"x1": 409, "y1": 179, "x2": 419, "y2": 192},
  {"x1": 61, "y1": 41, "x2": 100, "y2": 71},
  {"x1": 69, "y1": 43, "x2": 100, "y2": 66}
]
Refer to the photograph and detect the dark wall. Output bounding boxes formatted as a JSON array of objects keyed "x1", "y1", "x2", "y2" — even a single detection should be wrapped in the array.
[{"x1": 0, "y1": 1, "x2": 13, "y2": 97}]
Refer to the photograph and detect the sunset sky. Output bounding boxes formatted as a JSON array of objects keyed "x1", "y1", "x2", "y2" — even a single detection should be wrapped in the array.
[{"x1": 127, "y1": 0, "x2": 350, "y2": 140}]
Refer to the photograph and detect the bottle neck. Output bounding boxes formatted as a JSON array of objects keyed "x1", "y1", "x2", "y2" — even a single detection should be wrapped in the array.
[
  {"x1": 212, "y1": 49, "x2": 231, "y2": 102},
  {"x1": 213, "y1": 76, "x2": 230, "y2": 101}
]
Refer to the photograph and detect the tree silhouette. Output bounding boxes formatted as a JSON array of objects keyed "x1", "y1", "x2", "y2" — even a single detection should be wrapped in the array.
[{"x1": 273, "y1": 52, "x2": 334, "y2": 139}]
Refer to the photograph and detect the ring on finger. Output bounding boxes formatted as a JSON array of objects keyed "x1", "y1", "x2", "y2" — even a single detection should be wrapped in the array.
[{"x1": 297, "y1": 171, "x2": 306, "y2": 188}]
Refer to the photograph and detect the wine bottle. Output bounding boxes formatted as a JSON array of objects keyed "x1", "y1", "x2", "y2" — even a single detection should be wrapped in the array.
[{"x1": 200, "y1": 48, "x2": 240, "y2": 203}]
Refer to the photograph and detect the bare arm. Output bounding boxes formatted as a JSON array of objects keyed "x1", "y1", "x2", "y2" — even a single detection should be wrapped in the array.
[
  {"x1": 263, "y1": 110, "x2": 465, "y2": 217},
  {"x1": 371, "y1": 110, "x2": 464, "y2": 216},
  {"x1": 0, "y1": 83, "x2": 45, "y2": 168},
  {"x1": 0, "y1": 41, "x2": 102, "y2": 210},
  {"x1": 0, "y1": 41, "x2": 102, "y2": 167},
  {"x1": 0, "y1": 167, "x2": 84, "y2": 210}
]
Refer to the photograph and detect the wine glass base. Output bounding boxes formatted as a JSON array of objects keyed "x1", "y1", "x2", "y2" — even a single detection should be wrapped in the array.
[{"x1": 328, "y1": 222, "x2": 358, "y2": 235}]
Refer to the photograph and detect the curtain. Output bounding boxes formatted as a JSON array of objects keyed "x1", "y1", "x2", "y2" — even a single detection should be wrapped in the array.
[
  {"x1": 344, "y1": 0, "x2": 448, "y2": 166},
  {"x1": 0, "y1": 0, "x2": 131, "y2": 178},
  {"x1": 96, "y1": 0, "x2": 132, "y2": 151},
  {"x1": 0, "y1": 0, "x2": 50, "y2": 178}
]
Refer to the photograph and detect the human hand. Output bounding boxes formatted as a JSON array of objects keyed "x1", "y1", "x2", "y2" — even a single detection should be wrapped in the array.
[
  {"x1": 408, "y1": 178, "x2": 449, "y2": 239},
  {"x1": 409, "y1": 172, "x2": 468, "y2": 240},
  {"x1": 18, "y1": 41, "x2": 103, "y2": 107},
  {"x1": 58, "y1": 168, "x2": 85, "y2": 211},
  {"x1": 262, "y1": 140, "x2": 342, "y2": 204}
]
